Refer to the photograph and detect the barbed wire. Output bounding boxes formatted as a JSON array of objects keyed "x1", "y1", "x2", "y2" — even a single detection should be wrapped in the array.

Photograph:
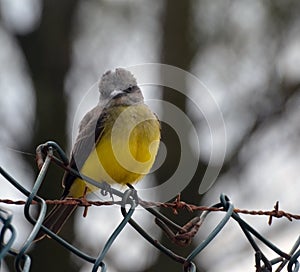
[
  {"x1": 1, "y1": 197, "x2": 299, "y2": 223},
  {"x1": 0, "y1": 141, "x2": 299, "y2": 272}
]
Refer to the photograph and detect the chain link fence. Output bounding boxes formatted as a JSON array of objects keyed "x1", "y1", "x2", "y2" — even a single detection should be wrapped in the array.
[{"x1": 0, "y1": 141, "x2": 299, "y2": 271}]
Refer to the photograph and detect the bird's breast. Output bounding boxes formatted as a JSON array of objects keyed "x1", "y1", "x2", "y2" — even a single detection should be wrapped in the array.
[{"x1": 80, "y1": 104, "x2": 160, "y2": 186}]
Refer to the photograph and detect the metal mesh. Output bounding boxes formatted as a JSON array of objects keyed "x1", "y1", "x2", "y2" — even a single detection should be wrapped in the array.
[{"x1": 0, "y1": 141, "x2": 299, "y2": 272}]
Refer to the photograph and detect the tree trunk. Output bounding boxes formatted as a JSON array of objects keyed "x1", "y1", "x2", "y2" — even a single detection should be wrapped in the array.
[
  {"x1": 145, "y1": 1, "x2": 206, "y2": 271},
  {"x1": 14, "y1": 1, "x2": 79, "y2": 271}
]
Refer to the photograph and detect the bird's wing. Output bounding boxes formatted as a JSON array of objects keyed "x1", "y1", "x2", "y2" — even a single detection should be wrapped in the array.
[{"x1": 62, "y1": 105, "x2": 108, "y2": 196}]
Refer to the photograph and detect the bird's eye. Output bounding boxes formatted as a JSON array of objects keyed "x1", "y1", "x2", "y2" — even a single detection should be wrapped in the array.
[{"x1": 124, "y1": 86, "x2": 136, "y2": 93}]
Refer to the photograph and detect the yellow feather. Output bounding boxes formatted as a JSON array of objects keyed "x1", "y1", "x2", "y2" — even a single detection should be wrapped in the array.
[{"x1": 69, "y1": 103, "x2": 160, "y2": 197}]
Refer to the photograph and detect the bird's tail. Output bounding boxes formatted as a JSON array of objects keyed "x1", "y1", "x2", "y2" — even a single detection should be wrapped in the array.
[{"x1": 34, "y1": 200, "x2": 77, "y2": 241}]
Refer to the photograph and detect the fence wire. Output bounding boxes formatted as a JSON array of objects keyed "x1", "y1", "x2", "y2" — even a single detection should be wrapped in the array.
[{"x1": 0, "y1": 141, "x2": 299, "y2": 272}]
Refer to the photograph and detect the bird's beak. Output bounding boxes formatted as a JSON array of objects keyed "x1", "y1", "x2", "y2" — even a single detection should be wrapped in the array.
[{"x1": 110, "y1": 89, "x2": 124, "y2": 97}]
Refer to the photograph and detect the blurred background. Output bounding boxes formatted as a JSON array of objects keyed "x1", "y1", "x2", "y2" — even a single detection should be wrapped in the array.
[{"x1": 1, "y1": 0, "x2": 300, "y2": 271}]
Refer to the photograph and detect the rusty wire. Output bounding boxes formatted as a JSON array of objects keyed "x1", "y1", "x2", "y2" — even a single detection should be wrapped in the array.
[{"x1": 0, "y1": 141, "x2": 299, "y2": 272}]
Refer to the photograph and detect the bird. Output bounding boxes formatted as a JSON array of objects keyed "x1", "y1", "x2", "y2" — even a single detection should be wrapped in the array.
[{"x1": 35, "y1": 68, "x2": 161, "y2": 241}]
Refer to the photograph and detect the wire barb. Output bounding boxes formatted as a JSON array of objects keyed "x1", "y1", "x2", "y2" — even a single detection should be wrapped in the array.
[{"x1": 156, "y1": 216, "x2": 202, "y2": 247}]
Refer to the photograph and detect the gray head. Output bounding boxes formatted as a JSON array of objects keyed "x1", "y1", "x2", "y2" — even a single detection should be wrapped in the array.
[{"x1": 99, "y1": 68, "x2": 137, "y2": 98}]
